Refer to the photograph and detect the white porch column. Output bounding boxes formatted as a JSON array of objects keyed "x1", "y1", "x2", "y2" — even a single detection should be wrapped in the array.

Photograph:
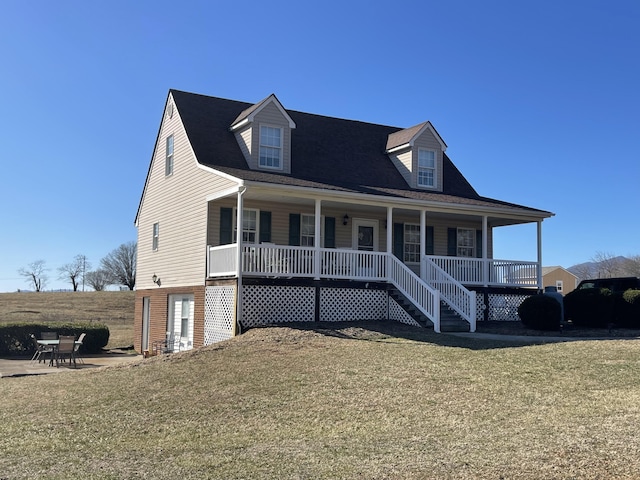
[
  {"x1": 482, "y1": 216, "x2": 489, "y2": 287},
  {"x1": 420, "y1": 210, "x2": 427, "y2": 279},
  {"x1": 235, "y1": 186, "x2": 246, "y2": 336},
  {"x1": 386, "y1": 207, "x2": 393, "y2": 254},
  {"x1": 314, "y1": 199, "x2": 321, "y2": 280},
  {"x1": 537, "y1": 220, "x2": 543, "y2": 289}
]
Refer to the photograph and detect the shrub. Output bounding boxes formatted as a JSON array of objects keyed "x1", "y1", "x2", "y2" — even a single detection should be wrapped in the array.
[
  {"x1": 564, "y1": 287, "x2": 613, "y2": 328},
  {"x1": 618, "y1": 289, "x2": 640, "y2": 328},
  {"x1": 0, "y1": 323, "x2": 109, "y2": 357},
  {"x1": 518, "y1": 294, "x2": 562, "y2": 331}
]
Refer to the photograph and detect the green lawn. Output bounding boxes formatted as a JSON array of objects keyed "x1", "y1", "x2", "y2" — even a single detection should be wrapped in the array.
[{"x1": 2, "y1": 321, "x2": 640, "y2": 479}]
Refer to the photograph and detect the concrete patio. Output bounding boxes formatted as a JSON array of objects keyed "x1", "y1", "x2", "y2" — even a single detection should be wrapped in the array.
[{"x1": 0, "y1": 351, "x2": 142, "y2": 378}]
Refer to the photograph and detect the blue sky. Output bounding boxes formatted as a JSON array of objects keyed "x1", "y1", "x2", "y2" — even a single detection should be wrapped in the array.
[{"x1": 1, "y1": 0, "x2": 638, "y2": 292}]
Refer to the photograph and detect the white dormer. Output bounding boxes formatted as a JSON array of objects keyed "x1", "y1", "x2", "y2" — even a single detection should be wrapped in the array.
[
  {"x1": 230, "y1": 94, "x2": 296, "y2": 174},
  {"x1": 386, "y1": 121, "x2": 447, "y2": 191}
]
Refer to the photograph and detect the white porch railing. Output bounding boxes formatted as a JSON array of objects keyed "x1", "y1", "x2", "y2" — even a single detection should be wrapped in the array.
[
  {"x1": 424, "y1": 257, "x2": 476, "y2": 332},
  {"x1": 387, "y1": 255, "x2": 440, "y2": 333},
  {"x1": 427, "y1": 256, "x2": 539, "y2": 288}
]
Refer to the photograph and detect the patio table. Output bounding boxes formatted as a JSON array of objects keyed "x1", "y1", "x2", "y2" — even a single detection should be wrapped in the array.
[{"x1": 37, "y1": 339, "x2": 81, "y2": 367}]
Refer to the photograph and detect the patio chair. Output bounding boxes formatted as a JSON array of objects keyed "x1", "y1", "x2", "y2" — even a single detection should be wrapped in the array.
[
  {"x1": 152, "y1": 332, "x2": 176, "y2": 355},
  {"x1": 29, "y1": 334, "x2": 54, "y2": 365},
  {"x1": 56, "y1": 336, "x2": 77, "y2": 368},
  {"x1": 72, "y1": 332, "x2": 86, "y2": 364}
]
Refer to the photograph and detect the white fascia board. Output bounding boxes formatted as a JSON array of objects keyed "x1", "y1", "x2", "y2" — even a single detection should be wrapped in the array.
[
  {"x1": 196, "y1": 162, "x2": 244, "y2": 183},
  {"x1": 242, "y1": 181, "x2": 553, "y2": 221},
  {"x1": 206, "y1": 185, "x2": 245, "y2": 202},
  {"x1": 386, "y1": 143, "x2": 411, "y2": 154},
  {"x1": 229, "y1": 118, "x2": 249, "y2": 131}
]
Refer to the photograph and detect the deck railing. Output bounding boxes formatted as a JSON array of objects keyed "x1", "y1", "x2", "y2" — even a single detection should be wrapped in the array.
[
  {"x1": 427, "y1": 256, "x2": 539, "y2": 288},
  {"x1": 424, "y1": 257, "x2": 476, "y2": 331}
]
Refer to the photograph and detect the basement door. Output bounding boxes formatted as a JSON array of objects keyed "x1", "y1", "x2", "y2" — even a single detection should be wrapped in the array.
[{"x1": 168, "y1": 295, "x2": 194, "y2": 351}]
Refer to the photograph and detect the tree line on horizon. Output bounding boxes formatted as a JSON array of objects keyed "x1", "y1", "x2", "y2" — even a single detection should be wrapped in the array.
[
  {"x1": 17, "y1": 241, "x2": 136, "y2": 292},
  {"x1": 568, "y1": 252, "x2": 640, "y2": 281}
]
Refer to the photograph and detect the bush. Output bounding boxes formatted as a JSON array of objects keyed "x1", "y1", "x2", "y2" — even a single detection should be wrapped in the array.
[
  {"x1": 518, "y1": 294, "x2": 562, "y2": 331},
  {"x1": 564, "y1": 288, "x2": 613, "y2": 327},
  {"x1": 0, "y1": 323, "x2": 109, "y2": 357},
  {"x1": 618, "y1": 289, "x2": 640, "y2": 328}
]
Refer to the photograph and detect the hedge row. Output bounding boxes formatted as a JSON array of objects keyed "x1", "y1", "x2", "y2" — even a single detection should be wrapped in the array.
[
  {"x1": 518, "y1": 295, "x2": 562, "y2": 331},
  {"x1": 0, "y1": 323, "x2": 110, "y2": 357},
  {"x1": 564, "y1": 288, "x2": 640, "y2": 328}
]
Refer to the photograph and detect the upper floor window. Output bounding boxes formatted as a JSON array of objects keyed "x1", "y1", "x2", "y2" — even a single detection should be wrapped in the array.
[
  {"x1": 152, "y1": 223, "x2": 159, "y2": 251},
  {"x1": 556, "y1": 280, "x2": 564, "y2": 293},
  {"x1": 259, "y1": 125, "x2": 282, "y2": 169},
  {"x1": 457, "y1": 228, "x2": 475, "y2": 257},
  {"x1": 165, "y1": 135, "x2": 174, "y2": 176},
  {"x1": 418, "y1": 149, "x2": 435, "y2": 187},
  {"x1": 233, "y1": 208, "x2": 258, "y2": 243},
  {"x1": 404, "y1": 224, "x2": 421, "y2": 263}
]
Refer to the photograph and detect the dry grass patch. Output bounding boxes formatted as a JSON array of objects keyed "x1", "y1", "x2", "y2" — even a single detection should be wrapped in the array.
[
  {"x1": 0, "y1": 291, "x2": 134, "y2": 348},
  {"x1": 2, "y1": 322, "x2": 640, "y2": 479}
]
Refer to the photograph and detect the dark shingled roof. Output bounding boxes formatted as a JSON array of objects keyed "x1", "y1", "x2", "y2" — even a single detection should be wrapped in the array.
[{"x1": 169, "y1": 89, "x2": 551, "y2": 215}]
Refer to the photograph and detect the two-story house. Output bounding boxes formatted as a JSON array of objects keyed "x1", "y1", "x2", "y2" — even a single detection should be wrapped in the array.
[{"x1": 134, "y1": 90, "x2": 553, "y2": 354}]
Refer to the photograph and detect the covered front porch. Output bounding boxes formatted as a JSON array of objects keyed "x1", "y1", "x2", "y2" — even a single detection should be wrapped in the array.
[{"x1": 205, "y1": 185, "x2": 549, "y2": 333}]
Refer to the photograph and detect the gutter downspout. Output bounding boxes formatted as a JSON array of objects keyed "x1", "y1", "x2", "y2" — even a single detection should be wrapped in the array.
[{"x1": 234, "y1": 185, "x2": 247, "y2": 336}]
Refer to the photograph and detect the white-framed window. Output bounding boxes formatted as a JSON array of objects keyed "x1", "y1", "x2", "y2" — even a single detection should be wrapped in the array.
[
  {"x1": 180, "y1": 297, "x2": 190, "y2": 339},
  {"x1": 556, "y1": 280, "x2": 564, "y2": 293},
  {"x1": 457, "y1": 228, "x2": 475, "y2": 257},
  {"x1": 301, "y1": 214, "x2": 315, "y2": 246},
  {"x1": 404, "y1": 224, "x2": 421, "y2": 263},
  {"x1": 259, "y1": 125, "x2": 282, "y2": 169},
  {"x1": 152, "y1": 223, "x2": 159, "y2": 251},
  {"x1": 233, "y1": 208, "x2": 259, "y2": 243},
  {"x1": 418, "y1": 148, "x2": 436, "y2": 187},
  {"x1": 165, "y1": 135, "x2": 174, "y2": 176}
]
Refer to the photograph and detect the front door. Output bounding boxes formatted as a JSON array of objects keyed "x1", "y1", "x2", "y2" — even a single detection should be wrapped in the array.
[
  {"x1": 168, "y1": 294, "x2": 194, "y2": 351},
  {"x1": 352, "y1": 218, "x2": 379, "y2": 251}
]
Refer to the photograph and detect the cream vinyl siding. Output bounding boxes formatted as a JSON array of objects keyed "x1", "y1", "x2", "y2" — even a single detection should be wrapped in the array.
[
  {"x1": 234, "y1": 126, "x2": 252, "y2": 163},
  {"x1": 207, "y1": 199, "x2": 493, "y2": 257},
  {"x1": 412, "y1": 130, "x2": 443, "y2": 192},
  {"x1": 388, "y1": 150, "x2": 412, "y2": 187},
  {"x1": 137, "y1": 93, "x2": 239, "y2": 290}
]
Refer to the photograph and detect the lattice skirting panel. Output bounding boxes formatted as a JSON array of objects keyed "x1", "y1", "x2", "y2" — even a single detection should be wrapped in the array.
[
  {"x1": 486, "y1": 293, "x2": 529, "y2": 321},
  {"x1": 388, "y1": 297, "x2": 421, "y2": 327},
  {"x1": 204, "y1": 286, "x2": 236, "y2": 345},
  {"x1": 319, "y1": 288, "x2": 387, "y2": 322},
  {"x1": 242, "y1": 285, "x2": 316, "y2": 327}
]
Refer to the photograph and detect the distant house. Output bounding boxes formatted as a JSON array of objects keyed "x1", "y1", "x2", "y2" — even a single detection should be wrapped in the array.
[
  {"x1": 542, "y1": 266, "x2": 578, "y2": 295},
  {"x1": 133, "y1": 90, "x2": 554, "y2": 354}
]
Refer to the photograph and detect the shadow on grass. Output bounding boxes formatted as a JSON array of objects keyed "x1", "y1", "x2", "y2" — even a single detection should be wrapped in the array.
[{"x1": 250, "y1": 320, "x2": 640, "y2": 351}]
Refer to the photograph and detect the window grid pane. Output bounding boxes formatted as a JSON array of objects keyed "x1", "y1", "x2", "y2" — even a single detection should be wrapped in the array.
[
  {"x1": 457, "y1": 228, "x2": 475, "y2": 257},
  {"x1": 418, "y1": 149, "x2": 435, "y2": 187},
  {"x1": 165, "y1": 135, "x2": 174, "y2": 176},
  {"x1": 404, "y1": 224, "x2": 421, "y2": 263},
  {"x1": 301, "y1": 214, "x2": 315, "y2": 247},
  {"x1": 259, "y1": 126, "x2": 282, "y2": 169}
]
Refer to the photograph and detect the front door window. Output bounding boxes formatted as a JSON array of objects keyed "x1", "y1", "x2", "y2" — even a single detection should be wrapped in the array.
[{"x1": 352, "y1": 219, "x2": 379, "y2": 251}]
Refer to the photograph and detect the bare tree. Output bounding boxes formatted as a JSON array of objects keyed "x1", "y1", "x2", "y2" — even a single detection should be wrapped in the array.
[
  {"x1": 101, "y1": 241, "x2": 137, "y2": 290},
  {"x1": 18, "y1": 260, "x2": 48, "y2": 292},
  {"x1": 85, "y1": 269, "x2": 111, "y2": 291},
  {"x1": 58, "y1": 254, "x2": 91, "y2": 291},
  {"x1": 591, "y1": 251, "x2": 625, "y2": 278}
]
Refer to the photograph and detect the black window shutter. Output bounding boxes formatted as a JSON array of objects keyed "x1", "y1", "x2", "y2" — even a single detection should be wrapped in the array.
[
  {"x1": 259, "y1": 211, "x2": 272, "y2": 243},
  {"x1": 447, "y1": 228, "x2": 457, "y2": 256},
  {"x1": 426, "y1": 226, "x2": 434, "y2": 255},
  {"x1": 393, "y1": 223, "x2": 404, "y2": 259},
  {"x1": 324, "y1": 217, "x2": 336, "y2": 248},
  {"x1": 476, "y1": 230, "x2": 483, "y2": 258},
  {"x1": 220, "y1": 207, "x2": 233, "y2": 245},
  {"x1": 289, "y1": 214, "x2": 301, "y2": 246}
]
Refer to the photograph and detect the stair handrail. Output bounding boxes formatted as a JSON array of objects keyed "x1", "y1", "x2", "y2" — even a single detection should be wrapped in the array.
[
  {"x1": 423, "y1": 257, "x2": 476, "y2": 332},
  {"x1": 387, "y1": 254, "x2": 440, "y2": 333}
]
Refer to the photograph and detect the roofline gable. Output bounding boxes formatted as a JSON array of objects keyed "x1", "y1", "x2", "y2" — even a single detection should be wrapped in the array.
[
  {"x1": 386, "y1": 121, "x2": 447, "y2": 153},
  {"x1": 230, "y1": 93, "x2": 296, "y2": 131}
]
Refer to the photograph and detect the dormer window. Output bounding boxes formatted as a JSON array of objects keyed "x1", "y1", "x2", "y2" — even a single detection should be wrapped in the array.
[
  {"x1": 418, "y1": 148, "x2": 436, "y2": 188},
  {"x1": 259, "y1": 125, "x2": 283, "y2": 170}
]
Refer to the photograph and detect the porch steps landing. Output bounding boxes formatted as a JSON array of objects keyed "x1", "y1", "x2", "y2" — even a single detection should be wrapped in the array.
[{"x1": 388, "y1": 288, "x2": 470, "y2": 332}]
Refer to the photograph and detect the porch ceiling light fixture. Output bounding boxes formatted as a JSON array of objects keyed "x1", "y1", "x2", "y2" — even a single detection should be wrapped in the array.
[{"x1": 343, "y1": 214, "x2": 349, "y2": 225}]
